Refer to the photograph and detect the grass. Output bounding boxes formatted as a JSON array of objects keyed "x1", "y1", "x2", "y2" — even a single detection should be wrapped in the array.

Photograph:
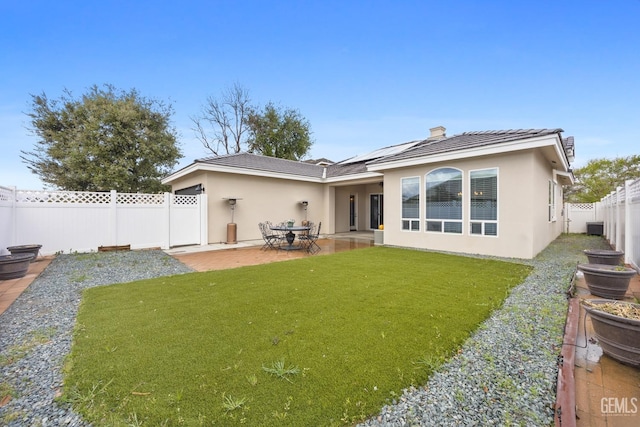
[{"x1": 63, "y1": 246, "x2": 531, "y2": 426}]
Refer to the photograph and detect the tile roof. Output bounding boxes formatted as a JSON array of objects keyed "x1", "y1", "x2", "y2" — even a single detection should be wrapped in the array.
[
  {"x1": 191, "y1": 128, "x2": 568, "y2": 181},
  {"x1": 325, "y1": 161, "x2": 371, "y2": 177},
  {"x1": 367, "y1": 128, "x2": 565, "y2": 165},
  {"x1": 196, "y1": 152, "x2": 325, "y2": 179},
  {"x1": 195, "y1": 152, "x2": 380, "y2": 180}
]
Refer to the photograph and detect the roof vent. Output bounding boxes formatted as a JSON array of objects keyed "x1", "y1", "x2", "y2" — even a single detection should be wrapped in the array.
[{"x1": 429, "y1": 126, "x2": 446, "y2": 140}]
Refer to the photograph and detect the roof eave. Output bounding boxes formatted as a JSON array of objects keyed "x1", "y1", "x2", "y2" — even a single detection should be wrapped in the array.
[
  {"x1": 163, "y1": 162, "x2": 324, "y2": 184},
  {"x1": 324, "y1": 171, "x2": 384, "y2": 184},
  {"x1": 367, "y1": 133, "x2": 570, "y2": 172}
]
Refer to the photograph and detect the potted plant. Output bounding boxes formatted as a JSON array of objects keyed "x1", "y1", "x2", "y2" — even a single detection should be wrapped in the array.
[
  {"x1": 583, "y1": 249, "x2": 624, "y2": 265},
  {"x1": 577, "y1": 263, "x2": 637, "y2": 299},
  {"x1": 582, "y1": 299, "x2": 640, "y2": 367},
  {"x1": 6, "y1": 244, "x2": 42, "y2": 262},
  {"x1": 0, "y1": 253, "x2": 35, "y2": 280}
]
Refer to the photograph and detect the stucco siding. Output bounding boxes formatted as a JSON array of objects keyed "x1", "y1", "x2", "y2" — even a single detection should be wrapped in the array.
[
  {"x1": 530, "y1": 150, "x2": 565, "y2": 257},
  {"x1": 381, "y1": 151, "x2": 546, "y2": 259},
  {"x1": 172, "y1": 172, "x2": 325, "y2": 244}
]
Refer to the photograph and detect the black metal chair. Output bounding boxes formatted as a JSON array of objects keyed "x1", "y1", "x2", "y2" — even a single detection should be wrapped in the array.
[
  {"x1": 300, "y1": 221, "x2": 321, "y2": 253},
  {"x1": 259, "y1": 222, "x2": 282, "y2": 250}
]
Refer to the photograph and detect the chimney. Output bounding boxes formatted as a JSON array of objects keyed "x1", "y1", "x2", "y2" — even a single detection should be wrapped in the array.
[{"x1": 429, "y1": 126, "x2": 446, "y2": 139}]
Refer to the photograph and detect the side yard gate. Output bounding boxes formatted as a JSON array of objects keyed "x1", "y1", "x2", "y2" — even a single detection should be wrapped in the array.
[{"x1": 0, "y1": 187, "x2": 208, "y2": 256}]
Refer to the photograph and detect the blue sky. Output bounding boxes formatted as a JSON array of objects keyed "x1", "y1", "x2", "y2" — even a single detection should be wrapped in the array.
[{"x1": 1, "y1": 0, "x2": 639, "y2": 190}]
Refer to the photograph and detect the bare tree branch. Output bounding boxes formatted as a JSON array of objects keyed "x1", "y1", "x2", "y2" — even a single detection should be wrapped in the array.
[{"x1": 191, "y1": 83, "x2": 252, "y2": 156}]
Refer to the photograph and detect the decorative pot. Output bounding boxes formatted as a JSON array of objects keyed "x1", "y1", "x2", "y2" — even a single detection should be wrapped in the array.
[
  {"x1": 582, "y1": 299, "x2": 640, "y2": 367},
  {"x1": 583, "y1": 249, "x2": 624, "y2": 265},
  {"x1": 6, "y1": 244, "x2": 42, "y2": 262},
  {"x1": 577, "y1": 263, "x2": 637, "y2": 299},
  {"x1": 0, "y1": 254, "x2": 35, "y2": 280}
]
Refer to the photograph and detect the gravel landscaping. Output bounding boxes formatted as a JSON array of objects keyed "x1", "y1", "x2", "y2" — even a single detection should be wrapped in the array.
[
  {"x1": 0, "y1": 250, "x2": 193, "y2": 426},
  {"x1": 0, "y1": 236, "x2": 607, "y2": 426}
]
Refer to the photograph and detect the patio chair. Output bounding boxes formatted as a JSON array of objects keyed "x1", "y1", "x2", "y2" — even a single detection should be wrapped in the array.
[
  {"x1": 300, "y1": 221, "x2": 321, "y2": 254},
  {"x1": 259, "y1": 222, "x2": 282, "y2": 250}
]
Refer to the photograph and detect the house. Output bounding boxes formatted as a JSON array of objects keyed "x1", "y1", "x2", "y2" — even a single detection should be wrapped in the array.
[{"x1": 162, "y1": 126, "x2": 575, "y2": 259}]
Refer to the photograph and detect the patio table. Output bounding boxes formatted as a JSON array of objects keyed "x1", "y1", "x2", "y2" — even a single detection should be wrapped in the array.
[{"x1": 269, "y1": 225, "x2": 310, "y2": 250}]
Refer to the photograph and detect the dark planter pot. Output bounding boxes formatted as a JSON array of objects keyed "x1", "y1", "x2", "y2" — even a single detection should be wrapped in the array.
[
  {"x1": 0, "y1": 254, "x2": 35, "y2": 280},
  {"x1": 577, "y1": 263, "x2": 637, "y2": 299},
  {"x1": 582, "y1": 299, "x2": 640, "y2": 367},
  {"x1": 6, "y1": 244, "x2": 42, "y2": 262},
  {"x1": 583, "y1": 249, "x2": 624, "y2": 265}
]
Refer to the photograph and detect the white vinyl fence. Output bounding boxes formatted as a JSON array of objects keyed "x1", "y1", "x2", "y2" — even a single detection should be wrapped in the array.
[
  {"x1": 564, "y1": 179, "x2": 640, "y2": 271},
  {"x1": 564, "y1": 202, "x2": 602, "y2": 234},
  {"x1": 0, "y1": 186, "x2": 208, "y2": 256},
  {"x1": 599, "y1": 178, "x2": 640, "y2": 271}
]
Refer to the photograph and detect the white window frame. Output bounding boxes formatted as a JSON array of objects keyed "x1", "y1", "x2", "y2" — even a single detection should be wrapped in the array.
[
  {"x1": 401, "y1": 176, "x2": 421, "y2": 231},
  {"x1": 469, "y1": 168, "x2": 499, "y2": 237},
  {"x1": 549, "y1": 179, "x2": 557, "y2": 222},
  {"x1": 425, "y1": 167, "x2": 463, "y2": 234}
]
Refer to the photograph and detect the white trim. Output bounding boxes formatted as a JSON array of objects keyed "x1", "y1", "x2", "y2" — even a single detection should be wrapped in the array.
[
  {"x1": 424, "y1": 167, "x2": 464, "y2": 235},
  {"x1": 468, "y1": 167, "x2": 499, "y2": 238},
  {"x1": 163, "y1": 162, "x2": 325, "y2": 184},
  {"x1": 324, "y1": 171, "x2": 384, "y2": 184},
  {"x1": 553, "y1": 169, "x2": 574, "y2": 186},
  {"x1": 163, "y1": 162, "x2": 383, "y2": 186},
  {"x1": 368, "y1": 134, "x2": 570, "y2": 172},
  {"x1": 401, "y1": 176, "x2": 421, "y2": 232}
]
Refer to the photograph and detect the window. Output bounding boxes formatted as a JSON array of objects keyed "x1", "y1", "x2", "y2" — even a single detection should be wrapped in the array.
[
  {"x1": 401, "y1": 177, "x2": 420, "y2": 231},
  {"x1": 470, "y1": 168, "x2": 498, "y2": 236},
  {"x1": 549, "y1": 180, "x2": 557, "y2": 222},
  {"x1": 425, "y1": 168, "x2": 462, "y2": 234}
]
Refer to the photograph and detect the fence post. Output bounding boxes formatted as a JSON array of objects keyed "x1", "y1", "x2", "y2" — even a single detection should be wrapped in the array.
[
  {"x1": 624, "y1": 180, "x2": 632, "y2": 264},
  {"x1": 110, "y1": 190, "x2": 118, "y2": 246},
  {"x1": 200, "y1": 194, "x2": 208, "y2": 246},
  {"x1": 615, "y1": 186, "x2": 623, "y2": 251},
  {"x1": 10, "y1": 186, "x2": 17, "y2": 247},
  {"x1": 163, "y1": 192, "x2": 171, "y2": 250}
]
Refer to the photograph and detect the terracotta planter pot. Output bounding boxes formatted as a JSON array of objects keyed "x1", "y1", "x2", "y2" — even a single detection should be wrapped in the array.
[
  {"x1": 6, "y1": 244, "x2": 42, "y2": 262},
  {"x1": 577, "y1": 263, "x2": 637, "y2": 299},
  {"x1": 582, "y1": 299, "x2": 640, "y2": 367},
  {"x1": 583, "y1": 249, "x2": 624, "y2": 265},
  {"x1": 0, "y1": 253, "x2": 35, "y2": 280}
]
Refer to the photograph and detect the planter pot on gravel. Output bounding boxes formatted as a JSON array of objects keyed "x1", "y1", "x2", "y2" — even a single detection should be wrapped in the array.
[
  {"x1": 583, "y1": 249, "x2": 624, "y2": 265},
  {"x1": 577, "y1": 263, "x2": 637, "y2": 299},
  {"x1": 0, "y1": 253, "x2": 35, "y2": 280},
  {"x1": 7, "y1": 244, "x2": 42, "y2": 262},
  {"x1": 582, "y1": 299, "x2": 640, "y2": 367}
]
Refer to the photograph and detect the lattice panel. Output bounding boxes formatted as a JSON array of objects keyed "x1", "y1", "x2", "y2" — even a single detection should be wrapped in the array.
[
  {"x1": 117, "y1": 193, "x2": 165, "y2": 205},
  {"x1": 173, "y1": 195, "x2": 198, "y2": 205},
  {"x1": 570, "y1": 203, "x2": 595, "y2": 210},
  {"x1": 629, "y1": 179, "x2": 640, "y2": 201},
  {"x1": 0, "y1": 187, "x2": 12, "y2": 202},
  {"x1": 16, "y1": 190, "x2": 111, "y2": 204}
]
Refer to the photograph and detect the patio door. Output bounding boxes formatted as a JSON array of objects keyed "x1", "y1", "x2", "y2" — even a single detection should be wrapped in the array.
[
  {"x1": 350, "y1": 195, "x2": 357, "y2": 231},
  {"x1": 370, "y1": 194, "x2": 383, "y2": 229}
]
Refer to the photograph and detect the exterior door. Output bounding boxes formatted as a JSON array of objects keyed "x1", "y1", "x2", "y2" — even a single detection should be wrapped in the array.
[
  {"x1": 370, "y1": 194, "x2": 383, "y2": 229},
  {"x1": 350, "y1": 195, "x2": 357, "y2": 231}
]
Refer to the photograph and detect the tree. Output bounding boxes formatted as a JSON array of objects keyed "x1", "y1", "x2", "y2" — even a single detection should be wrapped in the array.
[
  {"x1": 567, "y1": 155, "x2": 640, "y2": 202},
  {"x1": 191, "y1": 83, "x2": 252, "y2": 156},
  {"x1": 22, "y1": 84, "x2": 181, "y2": 192},
  {"x1": 246, "y1": 102, "x2": 313, "y2": 161}
]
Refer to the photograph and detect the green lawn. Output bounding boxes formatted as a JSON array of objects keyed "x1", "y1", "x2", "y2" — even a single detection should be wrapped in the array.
[{"x1": 64, "y1": 247, "x2": 531, "y2": 426}]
